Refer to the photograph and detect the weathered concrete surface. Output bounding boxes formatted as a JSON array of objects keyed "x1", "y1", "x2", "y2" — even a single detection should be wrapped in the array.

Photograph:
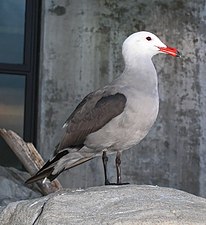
[
  {"x1": 38, "y1": 0, "x2": 206, "y2": 196},
  {"x1": 1, "y1": 185, "x2": 206, "y2": 225},
  {"x1": 0, "y1": 166, "x2": 42, "y2": 206}
]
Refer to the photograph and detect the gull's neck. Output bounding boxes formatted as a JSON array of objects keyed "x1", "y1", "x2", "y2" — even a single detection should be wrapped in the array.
[{"x1": 120, "y1": 54, "x2": 158, "y2": 93}]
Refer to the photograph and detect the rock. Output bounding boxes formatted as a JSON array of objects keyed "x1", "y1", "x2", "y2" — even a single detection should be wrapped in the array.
[
  {"x1": 0, "y1": 185, "x2": 206, "y2": 224},
  {"x1": 0, "y1": 166, "x2": 42, "y2": 206}
]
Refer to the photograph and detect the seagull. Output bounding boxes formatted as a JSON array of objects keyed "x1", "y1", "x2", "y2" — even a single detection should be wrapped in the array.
[{"x1": 26, "y1": 31, "x2": 180, "y2": 185}]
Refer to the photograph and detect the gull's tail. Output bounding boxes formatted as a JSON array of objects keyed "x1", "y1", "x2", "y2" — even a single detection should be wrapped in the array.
[{"x1": 25, "y1": 148, "x2": 93, "y2": 184}]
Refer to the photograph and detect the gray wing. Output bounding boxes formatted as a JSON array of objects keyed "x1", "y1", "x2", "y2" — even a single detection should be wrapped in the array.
[{"x1": 56, "y1": 91, "x2": 127, "y2": 151}]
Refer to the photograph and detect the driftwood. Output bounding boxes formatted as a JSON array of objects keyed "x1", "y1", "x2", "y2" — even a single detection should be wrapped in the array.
[{"x1": 0, "y1": 128, "x2": 62, "y2": 195}]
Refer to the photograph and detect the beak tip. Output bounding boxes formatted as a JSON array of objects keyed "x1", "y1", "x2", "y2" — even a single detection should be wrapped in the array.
[
  {"x1": 176, "y1": 51, "x2": 182, "y2": 58},
  {"x1": 158, "y1": 46, "x2": 181, "y2": 58}
]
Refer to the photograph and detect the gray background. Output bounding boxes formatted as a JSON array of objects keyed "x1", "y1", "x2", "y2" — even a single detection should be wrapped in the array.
[{"x1": 37, "y1": 0, "x2": 206, "y2": 197}]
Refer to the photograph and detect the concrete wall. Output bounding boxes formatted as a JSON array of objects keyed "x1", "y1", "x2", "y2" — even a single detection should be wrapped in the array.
[{"x1": 38, "y1": 0, "x2": 206, "y2": 196}]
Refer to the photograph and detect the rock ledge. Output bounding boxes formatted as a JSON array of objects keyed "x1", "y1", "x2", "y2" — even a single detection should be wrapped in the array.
[{"x1": 1, "y1": 185, "x2": 206, "y2": 225}]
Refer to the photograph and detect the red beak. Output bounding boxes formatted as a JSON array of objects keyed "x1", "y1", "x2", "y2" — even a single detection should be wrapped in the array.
[{"x1": 158, "y1": 46, "x2": 181, "y2": 57}]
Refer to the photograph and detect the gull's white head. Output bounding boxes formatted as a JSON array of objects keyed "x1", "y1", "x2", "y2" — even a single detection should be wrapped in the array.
[{"x1": 122, "y1": 31, "x2": 180, "y2": 59}]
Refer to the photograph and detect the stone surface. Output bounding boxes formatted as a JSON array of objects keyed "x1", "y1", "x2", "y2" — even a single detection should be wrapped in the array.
[
  {"x1": 37, "y1": 0, "x2": 206, "y2": 196},
  {"x1": 0, "y1": 166, "x2": 42, "y2": 206},
  {"x1": 1, "y1": 185, "x2": 206, "y2": 225}
]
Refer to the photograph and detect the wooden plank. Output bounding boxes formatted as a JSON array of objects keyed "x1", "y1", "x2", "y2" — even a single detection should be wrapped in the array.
[{"x1": 0, "y1": 128, "x2": 62, "y2": 195}]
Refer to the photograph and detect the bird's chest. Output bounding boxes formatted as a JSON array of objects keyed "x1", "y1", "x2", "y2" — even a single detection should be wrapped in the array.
[
  {"x1": 112, "y1": 94, "x2": 159, "y2": 148},
  {"x1": 124, "y1": 92, "x2": 159, "y2": 128}
]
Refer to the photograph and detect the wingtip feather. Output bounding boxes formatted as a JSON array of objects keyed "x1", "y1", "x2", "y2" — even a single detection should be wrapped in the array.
[{"x1": 25, "y1": 168, "x2": 54, "y2": 184}]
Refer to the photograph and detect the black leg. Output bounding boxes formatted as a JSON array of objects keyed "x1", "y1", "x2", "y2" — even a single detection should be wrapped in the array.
[
  {"x1": 116, "y1": 151, "x2": 121, "y2": 184},
  {"x1": 102, "y1": 151, "x2": 110, "y2": 185},
  {"x1": 115, "y1": 151, "x2": 129, "y2": 185},
  {"x1": 102, "y1": 151, "x2": 129, "y2": 185}
]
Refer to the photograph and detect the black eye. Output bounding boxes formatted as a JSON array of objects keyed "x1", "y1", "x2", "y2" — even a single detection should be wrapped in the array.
[{"x1": 146, "y1": 36, "x2": 152, "y2": 41}]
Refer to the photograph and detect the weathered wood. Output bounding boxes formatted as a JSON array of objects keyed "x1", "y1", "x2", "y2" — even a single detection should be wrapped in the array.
[{"x1": 0, "y1": 128, "x2": 62, "y2": 195}]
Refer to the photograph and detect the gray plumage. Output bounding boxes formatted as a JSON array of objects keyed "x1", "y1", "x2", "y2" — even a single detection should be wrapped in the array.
[
  {"x1": 26, "y1": 31, "x2": 179, "y2": 184},
  {"x1": 58, "y1": 92, "x2": 127, "y2": 149}
]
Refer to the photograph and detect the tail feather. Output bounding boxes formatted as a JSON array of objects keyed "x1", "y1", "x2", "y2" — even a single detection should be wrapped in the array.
[
  {"x1": 25, "y1": 167, "x2": 54, "y2": 184},
  {"x1": 25, "y1": 149, "x2": 94, "y2": 184},
  {"x1": 35, "y1": 149, "x2": 69, "y2": 175}
]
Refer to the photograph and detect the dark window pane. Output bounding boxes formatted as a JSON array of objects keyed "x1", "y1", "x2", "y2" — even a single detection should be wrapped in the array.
[
  {"x1": 0, "y1": 74, "x2": 25, "y2": 168},
  {"x1": 0, "y1": 0, "x2": 26, "y2": 64}
]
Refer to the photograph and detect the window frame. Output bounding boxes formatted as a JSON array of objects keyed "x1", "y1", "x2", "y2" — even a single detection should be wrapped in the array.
[{"x1": 0, "y1": 0, "x2": 41, "y2": 144}]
